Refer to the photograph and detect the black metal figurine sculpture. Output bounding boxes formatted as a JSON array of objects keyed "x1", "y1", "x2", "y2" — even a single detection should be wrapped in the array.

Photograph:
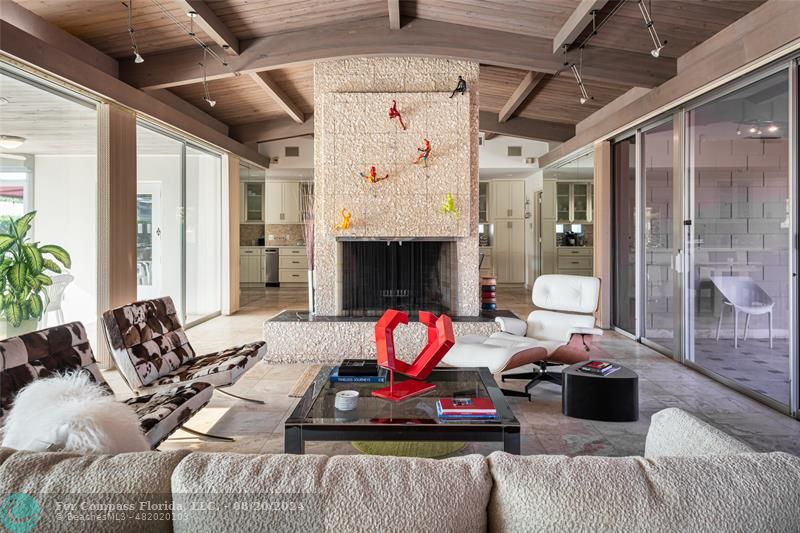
[{"x1": 449, "y1": 76, "x2": 467, "y2": 98}]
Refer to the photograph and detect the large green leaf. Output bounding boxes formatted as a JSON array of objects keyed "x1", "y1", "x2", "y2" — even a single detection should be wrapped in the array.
[
  {"x1": 39, "y1": 244, "x2": 71, "y2": 269},
  {"x1": 0, "y1": 235, "x2": 15, "y2": 254},
  {"x1": 6, "y1": 302, "x2": 22, "y2": 327},
  {"x1": 22, "y1": 244, "x2": 43, "y2": 274},
  {"x1": 28, "y1": 293, "x2": 43, "y2": 319},
  {"x1": 13, "y1": 211, "x2": 36, "y2": 239},
  {"x1": 42, "y1": 259, "x2": 61, "y2": 274},
  {"x1": 8, "y1": 263, "x2": 27, "y2": 291},
  {"x1": 35, "y1": 274, "x2": 53, "y2": 286}
]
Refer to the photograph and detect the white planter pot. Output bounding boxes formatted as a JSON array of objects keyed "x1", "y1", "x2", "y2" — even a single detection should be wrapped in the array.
[{"x1": 0, "y1": 319, "x2": 39, "y2": 339}]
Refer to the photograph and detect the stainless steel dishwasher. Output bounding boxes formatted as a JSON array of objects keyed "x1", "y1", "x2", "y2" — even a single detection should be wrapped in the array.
[{"x1": 264, "y1": 248, "x2": 279, "y2": 286}]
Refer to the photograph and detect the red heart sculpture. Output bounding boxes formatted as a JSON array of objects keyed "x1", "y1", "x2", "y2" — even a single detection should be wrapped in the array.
[{"x1": 372, "y1": 309, "x2": 455, "y2": 401}]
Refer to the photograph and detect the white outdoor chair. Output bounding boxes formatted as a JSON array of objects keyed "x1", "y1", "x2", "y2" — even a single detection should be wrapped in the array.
[
  {"x1": 711, "y1": 275, "x2": 774, "y2": 349},
  {"x1": 42, "y1": 273, "x2": 74, "y2": 327}
]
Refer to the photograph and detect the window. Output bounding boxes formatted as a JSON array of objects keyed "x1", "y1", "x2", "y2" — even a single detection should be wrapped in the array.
[{"x1": 0, "y1": 67, "x2": 98, "y2": 342}]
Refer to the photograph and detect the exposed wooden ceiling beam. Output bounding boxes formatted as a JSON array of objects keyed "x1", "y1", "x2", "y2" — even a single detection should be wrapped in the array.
[
  {"x1": 483, "y1": 132, "x2": 498, "y2": 141},
  {"x1": 248, "y1": 72, "x2": 305, "y2": 123},
  {"x1": 479, "y1": 111, "x2": 574, "y2": 143},
  {"x1": 552, "y1": 0, "x2": 609, "y2": 53},
  {"x1": 121, "y1": 17, "x2": 674, "y2": 90},
  {"x1": 388, "y1": 0, "x2": 401, "y2": 30},
  {"x1": 172, "y1": 0, "x2": 240, "y2": 55},
  {"x1": 231, "y1": 115, "x2": 315, "y2": 144},
  {"x1": 498, "y1": 72, "x2": 547, "y2": 123}
]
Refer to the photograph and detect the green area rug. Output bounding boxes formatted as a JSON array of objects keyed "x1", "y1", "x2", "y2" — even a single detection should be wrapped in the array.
[{"x1": 351, "y1": 441, "x2": 465, "y2": 458}]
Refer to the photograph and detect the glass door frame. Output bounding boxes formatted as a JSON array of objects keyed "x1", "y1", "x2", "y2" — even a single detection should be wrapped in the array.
[
  {"x1": 680, "y1": 60, "x2": 798, "y2": 417},
  {"x1": 610, "y1": 132, "x2": 638, "y2": 339},
  {"x1": 638, "y1": 115, "x2": 680, "y2": 357}
]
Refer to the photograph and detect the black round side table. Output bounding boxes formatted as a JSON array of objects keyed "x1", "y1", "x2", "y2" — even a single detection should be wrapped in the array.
[{"x1": 562, "y1": 362, "x2": 639, "y2": 422}]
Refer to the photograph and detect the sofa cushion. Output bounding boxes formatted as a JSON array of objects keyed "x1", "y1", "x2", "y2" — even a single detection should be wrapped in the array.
[
  {"x1": 488, "y1": 451, "x2": 800, "y2": 533},
  {"x1": 644, "y1": 407, "x2": 754, "y2": 457},
  {"x1": 0, "y1": 448, "x2": 188, "y2": 533},
  {"x1": 171, "y1": 452, "x2": 491, "y2": 533}
]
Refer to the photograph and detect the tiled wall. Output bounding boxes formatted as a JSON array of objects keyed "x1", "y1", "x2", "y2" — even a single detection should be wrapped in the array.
[
  {"x1": 240, "y1": 224, "x2": 265, "y2": 246},
  {"x1": 313, "y1": 58, "x2": 480, "y2": 316},
  {"x1": 265, "y1": 224, "x2": 304, "y2": 245}
]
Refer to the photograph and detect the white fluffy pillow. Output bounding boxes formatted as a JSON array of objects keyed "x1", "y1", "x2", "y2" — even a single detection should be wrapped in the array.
[{"x1": 1, "y1": 372, "x2": 150, "y2": 453}]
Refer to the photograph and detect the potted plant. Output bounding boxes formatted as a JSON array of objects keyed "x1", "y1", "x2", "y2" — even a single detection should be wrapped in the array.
[{"x1": 0, "y1": 211, "x2": 71, "y2": 338}]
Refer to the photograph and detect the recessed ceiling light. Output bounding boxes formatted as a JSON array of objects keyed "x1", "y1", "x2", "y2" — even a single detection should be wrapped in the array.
[
  {"x1": 768, "y1": 125, "x2": 779, "y2": 133},
  {"x1": 0, "y1": 135, "x2": 25, "y2": 149},
  {"x1": 749, "y1": 127, "x2": 757, "y2": 133}
]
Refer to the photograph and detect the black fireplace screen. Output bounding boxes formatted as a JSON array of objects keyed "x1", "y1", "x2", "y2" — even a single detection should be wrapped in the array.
[{"x1": 341, "y1": 241, "x2": 455, "y2": 317}]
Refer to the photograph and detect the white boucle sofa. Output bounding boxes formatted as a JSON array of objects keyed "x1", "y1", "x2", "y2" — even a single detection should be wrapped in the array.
[{"x1": 0, "y1": 408, "x2": 798, "y2": 533}]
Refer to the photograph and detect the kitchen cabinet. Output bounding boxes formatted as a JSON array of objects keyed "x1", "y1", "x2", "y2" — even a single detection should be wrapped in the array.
[
  {"x1": 479, "y1": 181, "x2": 490, "y2": 223},
  {"x1": 492, "y1": 180, "x2": 526, "y2": 220},
  {"x1": 240, "y1": 248, "x2": 264, "y2": 284},
  {"x1": 557, "y1": 246, "x2": 593, "y2": 276},
  {"x1": 241, "y1": 182, "x2": 265, "y2": 223},
  {"x1": 265, "y1": 181, "x2": 301, "y2": 224},
  {"x1": 494, "y1": 220, "x2": 525, "y2": 283},
  {"x1": 556, "y1": 182, "x2": 593, "y2": 223},
  {"x1": 278, "y1": 246, "x2": 308, "y2": 285}
]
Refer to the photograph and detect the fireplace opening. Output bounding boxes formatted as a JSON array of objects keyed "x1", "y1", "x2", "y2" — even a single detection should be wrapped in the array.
[{"x1": 340, "y1": 241, "x2": 455, "y2": 317}]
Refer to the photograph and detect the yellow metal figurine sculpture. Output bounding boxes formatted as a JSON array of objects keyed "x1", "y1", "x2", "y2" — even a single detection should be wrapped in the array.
[
  {"x1": 440, "y1": 193, "x2": 458, "y2": 219},
  {"x1": 334, "y1": 208, "x2": 352, "y2": 230}
]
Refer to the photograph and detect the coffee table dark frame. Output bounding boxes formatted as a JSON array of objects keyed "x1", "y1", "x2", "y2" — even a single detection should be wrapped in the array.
[{"x1": 285, "y1": 367, "x2": 521, "y2": 454}]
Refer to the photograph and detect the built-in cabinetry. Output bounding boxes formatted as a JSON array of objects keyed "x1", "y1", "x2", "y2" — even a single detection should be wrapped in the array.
[
  {"x1": 279, "y1": 246, "x2": 308, "y2": 285},
  {"x1": 241, "y1": 182, "x2": 265, "y2": 223},
  {"x1": 492, "y1": 180, "x2": 526, "y2": 220},
  {"x1": 240, "y1": 248, "x2": 265, "y2": 284},
  {"x1": 490, "y1": 180, "x2": 526, "y2": 284},
  {"x1": 479, "y1": 246, "x2": 493, "y2": 276},
  {"x1": 479, "y1": 182, "x2": 490, "y2": 223},
  {"x1": 265, "y1": 181, "x2": 301, "y2": 224},
  {"x1": 542, "y1": 178, "x2": 593, "y2": 276},
  {"x1": 556, "y1": 182, "x2": 593, "y2": 223},
  {"x1": 557, "y1": 246, "x2": 593, "y2": 277}
]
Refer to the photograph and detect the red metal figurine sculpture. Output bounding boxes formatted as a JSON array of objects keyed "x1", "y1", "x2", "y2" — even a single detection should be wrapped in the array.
[
  {"x1": 372, "y1": 309, "x2": 455, "y2": 401},
  {"x1": 388, "y1": 100, "x2": 406, "y2": 130},
  {"x1": 360, "y1": 165, "x2": 389, "y2": 183},
  {"x1": 414, "y1": 139, "x2": 431, "y2": 167}
]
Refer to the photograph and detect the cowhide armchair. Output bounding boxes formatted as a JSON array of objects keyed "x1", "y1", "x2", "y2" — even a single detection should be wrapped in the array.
[
  {"x1": 102, "y1": 297, "x2": 267, "y2": 406},
  {"x1": 0, "y1": 322, "x2": 214, "y2": 448}
]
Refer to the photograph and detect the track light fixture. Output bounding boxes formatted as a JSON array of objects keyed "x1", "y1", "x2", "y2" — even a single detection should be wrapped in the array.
[
  {"x1": 566, "y1": 47, "x2": 592, "y2": 105},
  {"x1": 201, "y1": 46, "x2": 216, "y2": 108},
  {"x1": 124, "y1": 1, "x2": 143, "y2": 64},
  {"x1": 638, "y1": 0, "x2": 666, "y2": 58}
]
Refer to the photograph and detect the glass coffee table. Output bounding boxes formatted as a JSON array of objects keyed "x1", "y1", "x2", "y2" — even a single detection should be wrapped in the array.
[{"x1": 285, "y1": 367, "x2": 520, "y2": 454}]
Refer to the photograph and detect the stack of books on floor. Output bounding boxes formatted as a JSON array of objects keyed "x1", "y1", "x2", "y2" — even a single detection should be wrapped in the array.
[
  {"x1": 579, "y1": 360, "x2": 620, "y2": 376},
  {"x1": 436, "y1": 398, "x2": 497, "y2": 420},
  {"x1": 329, "y1": 359, "x2": 387, "y2": 383},
  {"x1": 480, "y1": 275, "x2": 497, "y2": 311}
]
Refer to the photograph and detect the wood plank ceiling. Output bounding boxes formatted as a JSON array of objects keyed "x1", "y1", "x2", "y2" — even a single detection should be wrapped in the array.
[{"x1": 12, "y1": 0, "x2": 768, "y2": 143}]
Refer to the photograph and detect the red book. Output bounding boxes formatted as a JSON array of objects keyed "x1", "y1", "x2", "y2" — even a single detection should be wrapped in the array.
[{"x1": 438, "y1": 398, "x2": 496, "y2": 415}]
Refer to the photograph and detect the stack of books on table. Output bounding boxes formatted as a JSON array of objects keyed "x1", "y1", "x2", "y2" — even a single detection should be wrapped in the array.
[
  {"x1": 436, "y1": 398, "x2": 497, "y2": 420},
  {"x1": 329, "y1": 359, "x2": 387, "y2": 383},
  {"x1": 579, "y1": 360, "x2": 620, "y2": 376}
]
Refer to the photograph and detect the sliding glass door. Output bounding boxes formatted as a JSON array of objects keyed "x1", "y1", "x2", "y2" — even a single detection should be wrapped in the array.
[
  {"x1": 685, "y1": 69, "x2": 792, "y2": 408},
  {"x1": 136, "y1": 122, "x2": 222, "y2": 326},
  {"x1": 612, "y1": 136, "x2": 637, "y2": 335},
  {"x1": 642, "y1": 120, "x2": 675, "y2": 353},
  {"x1": 185, "y1": 146, "x2": 222, "y2": 324}
]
